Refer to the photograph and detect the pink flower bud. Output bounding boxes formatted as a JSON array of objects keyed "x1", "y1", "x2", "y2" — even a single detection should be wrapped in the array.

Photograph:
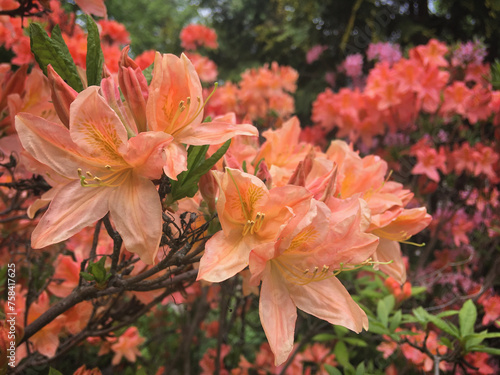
[
  {"x1": 118, "y1": 46, "x2": 148, "y2": 133},
  {"x1": 256, "y1": 161, "x2": 272, "y2": 189},
  {"x1": 47, "y1": 65, "x2": 77, "y2": 128},
  {"x1": 199, "y1": 169, "x2": 218, "y2": 213},
  {"x1": 0, "y1": 64, "x2": 28, "y2": 110}
]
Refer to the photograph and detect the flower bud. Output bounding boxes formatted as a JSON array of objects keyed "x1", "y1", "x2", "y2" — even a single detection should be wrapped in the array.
[
  {"x1": 0, "y1": 64, "x2": 28, "y2": 111},
  {"x1": 118, "y1": 46, "x2": 148, "y2": 133},
  {"x1": 256, "y1": 161, "x2": 272, "y2": 189},
  {"x1": 199, "y1": 169, "x2": 218, "y2": 213},
  {"x1": 47, "y1": 65, "x2": 77, "y2": 128}
]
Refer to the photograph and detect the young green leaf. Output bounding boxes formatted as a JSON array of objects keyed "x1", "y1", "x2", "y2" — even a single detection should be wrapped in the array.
[
  {"x1": 48, "y1": 368, "x2": 63, "y2": 375},
  {"x1": 377, "y1": 299, "x2": 389, "y2": 327},
  {"x1": 459, "y1": 299, "x2": 477, "y2": 337},
  {"x1": 170, "y1": 140, "x2": 231, "y2": 201},
  {"x1": 85, "y1": 15, "x2": 104, "y2": 86},
  {"x1": 324, "y1": 365, "x2": 343, "y2": 375},
  {"x1": 29, "y1": 23, "x2": 83, "y2": 92}
]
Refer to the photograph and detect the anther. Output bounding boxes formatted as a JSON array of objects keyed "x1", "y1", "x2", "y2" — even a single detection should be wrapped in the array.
[
  {"x1": 105, "y1": 165, "x2": 112, "y2": 170},
  {"x1": 86, "y1": 171, "x2": 93, "y2": 178}
]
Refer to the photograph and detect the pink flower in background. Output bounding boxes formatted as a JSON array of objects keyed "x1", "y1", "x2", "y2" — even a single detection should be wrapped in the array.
[
  {"x1": 184, "y1": 52, "x2": 218, "y2": 82},
  {"x1": 134, "y1": 49, "x2": 156, "y2": 70},
  {"x1": 98, "y1": 20, "x2": 130, "y2": 45},
  {"x1": 306, "y1": 45, "x2": 327, "y2": 64},
  {"x1": 342, "y1": 53, "x2": 364, "y2": 78},
  {"x1": 367, "y1": 42, "x2": 402, "y2": 65},
  {"x1": 110, "y1": 327, "x2": 145, "y2": 365}
]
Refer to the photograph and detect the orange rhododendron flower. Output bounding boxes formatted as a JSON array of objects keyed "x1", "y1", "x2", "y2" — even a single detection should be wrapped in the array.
[
  {"x1": 197, "y1": 168, "x2": 312, "y2": 282},
  {"x1": 110, "y1": 326, "x2": 145, "y2": 365},
  {"x1": 248, "y1": 197, "x2": 378, "y2": 365},
  {"x1": 146, "y1": 52, "x2": 258, "y2": 179},
  {"x1": 16, "y1": 86, "x2": 173, "y2": 264}
]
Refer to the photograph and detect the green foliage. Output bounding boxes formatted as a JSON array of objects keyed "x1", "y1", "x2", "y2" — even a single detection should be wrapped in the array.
[
  {"x1": 80, "y1": 256, "x2": 111, "y2": 286},
  {"x1": 105, "y1": 0, "x2": 200, "y2": 55},
  {"x1": 29, "y1": 23, "x2": 83, "y2": 92},
  {"x1": 169, "y1": 139, "x2": 231, "y2": 202},
  {"x1": 85, "y1": 15, "x2": 104, "y2": 87}
]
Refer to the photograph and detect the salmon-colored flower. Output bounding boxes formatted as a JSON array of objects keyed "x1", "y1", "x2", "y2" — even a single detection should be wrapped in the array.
[
  {"x1": 197, "y1": 168, "x2": 312, "y2": 282},
  {"x1": 16, "y1": 86, "x2": 173, "y2": 264},
  {"x1": 248, "y1": 197, "x2": 378, "y2": 365},
  {"x1": 147, "y1": 52, "x2": 258, "y2": 179},
  {"x1": 110, "y1": 326, "x2": 145, "y2": 365}
]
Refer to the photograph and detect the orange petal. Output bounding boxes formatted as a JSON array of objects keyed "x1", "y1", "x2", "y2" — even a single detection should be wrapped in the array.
[
  {"x1": 259, "y1": 263, "x2": 297, "y2": 366},
  {"x1": 31, "y1": 180, "x2": 111, "y2": 249},
  {"x1": 108, "y1": 174, "x2": 162, "y2": 265},
  {"x1": 289, "y1": 276, "x2": 368, "y2": 333}
]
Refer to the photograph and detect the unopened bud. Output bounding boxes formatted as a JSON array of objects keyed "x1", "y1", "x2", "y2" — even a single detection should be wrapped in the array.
[
  {"x1": 0, "y1": 64, "x2": 28, "y2": 110},
  {"x1": 199, "y1": 169, "x2": 218, "y2": 213},
  {"x1": 288, "y1": 161, "x2": 306, "y2": 186},
  {"x1": 47, "y1": 65, "x2": 77, "y2": 128},
  {"x1": 256, "y1": 161, "x2": 272, "y2": 189},
  {"x1": 118, "y1": 46, "x2": 148, "y2": 133}
]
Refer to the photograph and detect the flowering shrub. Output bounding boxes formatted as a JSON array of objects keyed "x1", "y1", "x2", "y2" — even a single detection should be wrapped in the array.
[{"x1": 0, "y1": 2, "x2": 499, "y2": 375}]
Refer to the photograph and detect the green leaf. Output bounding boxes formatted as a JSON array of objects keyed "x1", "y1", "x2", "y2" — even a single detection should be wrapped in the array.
[
  {"x1": 437, "y1": 310, "x2": 459, "y2": 318},
  {"x1": 355, "y1": 362, "x2": 365, "y2": 375},
  {"x1": 440, "y1": 336, "x2": 454, "y2": 349},
  {"x1": 367, "y1": 319, "x2": 390, "y2": 335},
  {"x1": 459, "y1": 299, "x2": 477, "y2": 337},
  {"x1": 412, "y1": 306, "x2": 428, "y2": 323},
  {"x1": 377, "y1": 299, "x2": 389, "y2": 327},
  {"x1": 334, "y1": 325, "x2": 348, "y2": 337},
  {"x1": 29, "y1": 23, "x2": 83, "y2": 92},
  {"x1": 426, "y1": 314, "x2": 460, "y2": 337},
  {"x1": 473, "y1": 346, "x2": 500, "y2": 355},
  {"x1": 411, "y1": 286, "x2": 428, "y2": 296},
  {"x1": 48, "y1": 368, "x2": 63, "y2": 375},
  {"x1": 312, "y1": 333, "x2": 337, "y2": 342},
  {"x1": 170, "y1": 140, "x2": 231, "y2": 201},
  {"x1": 80, "y1": 272, "x2": 95, "y2": 282},
  {"x1": 50, "y1": 25, "x2": 72, "y2": 59},
  {"x1": 324, "y1": 364, "x2": 342, "y2": 375},
  {"x1": 85, "y1": 15, "x2": 104, "y2": 86},
  {"x1": 344, "y1": 338, "x2": 368, "y2": 347},
  {"x1": 88, "y1": 256, "x2": 108, "y2": 284},
  {"x1": 390, "y1": 310, "x2": 402, "y2": 332},
  {"x1": 334, "y1": 341, "x2": 350, "y2": 368}
]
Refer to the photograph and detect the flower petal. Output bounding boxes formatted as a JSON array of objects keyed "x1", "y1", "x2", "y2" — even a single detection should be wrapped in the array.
[
  {"x1": 15, "y1": 113, "x2": 86, "y2": 179},
  {"x1": 147, "y1": 53, "x2": 202, "y2": 134},
  {"x1": 31, "y1": 180, "x2": 111, "y2": 248},
  {"x1": 108, "y1": 174, "x2": 162, "y2": 265},
  {"x1": 69, "y1": 86, "x2": 128, "y2": 163},
  {"x1": 289, "y1": 276, "x2": 368, "y2": 333},
  {"x1": 197, "y1": 230, "x2": 250, "y2": 282},
  {"x1": 259, "y1": 263, "x2": 297, "y2": 366},
  {"x1": 124, "y1": 131, "x2": 173, "y2": 180},
  {"x1": 162, "y1": 142, "x2": 188, "y2": 180},
  {"x1": 176, "y1": 120, "x2": 258, "y2": 146}
]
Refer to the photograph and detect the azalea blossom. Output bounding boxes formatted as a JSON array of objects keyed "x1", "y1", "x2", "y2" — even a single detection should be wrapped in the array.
[
  {"x1": 248, "y1": 197, "x2": 378, "y2": 364},
  {"x1": 197, "y1": 168, "x2": 312, "y2": 282},
  {"x1": 16, "y1": 86, "x2": 173, "y2": 264},
  {"x1": 146, "y1": 52, "x2": 258, "y2": 179},
  {"x1": 110, "y1": 327, "x2": 145, "y2": 365}
]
